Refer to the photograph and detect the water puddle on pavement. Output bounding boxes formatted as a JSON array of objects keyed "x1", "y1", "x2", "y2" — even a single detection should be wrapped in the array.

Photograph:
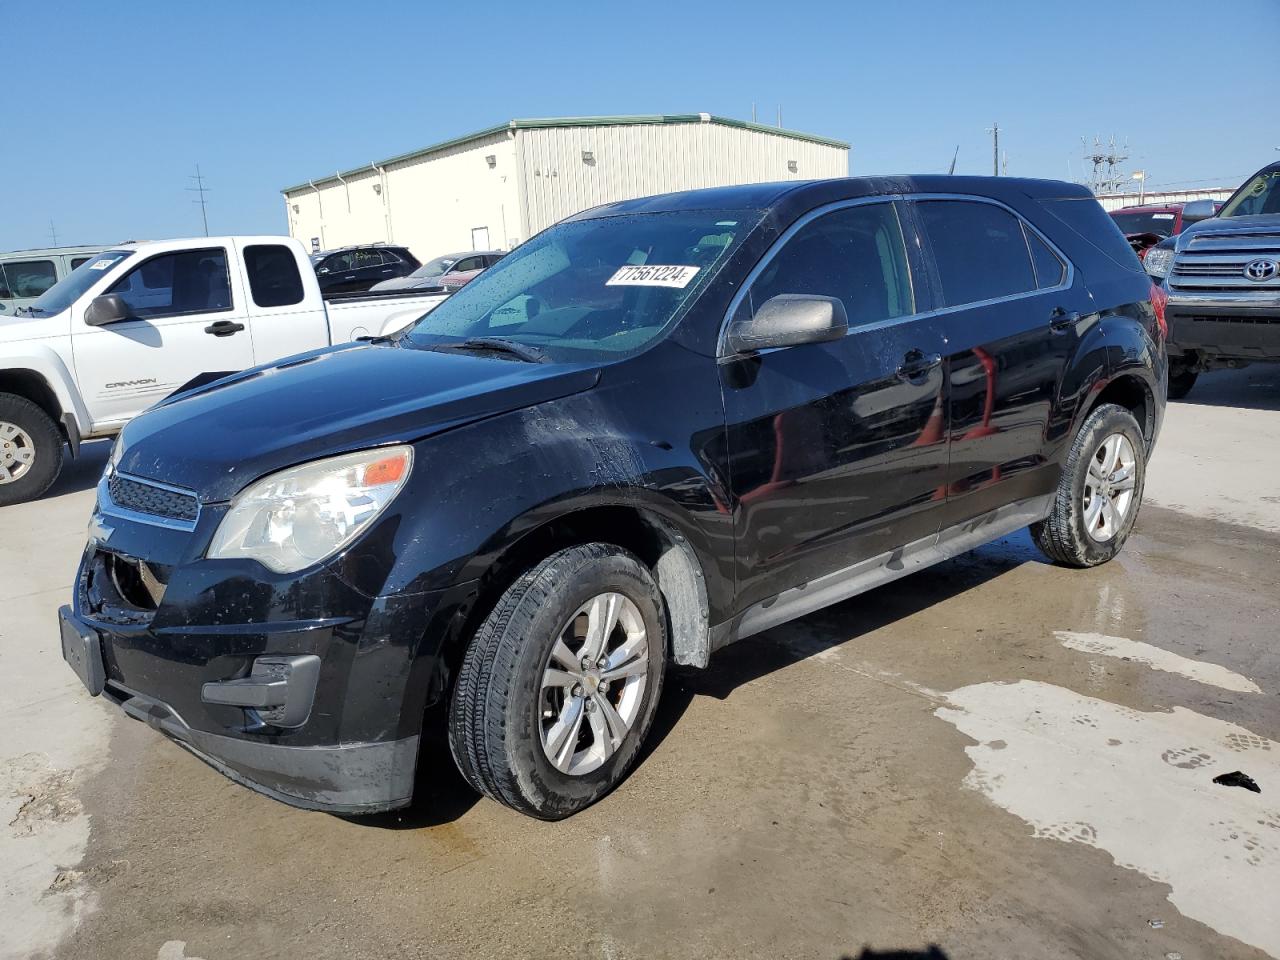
[
  {"x1": 1056, "y1": 631, "x2": 1264, "y2": 694},
  {"x1": 935, "y1": 673, "x2": 1279, "y2": 957}
]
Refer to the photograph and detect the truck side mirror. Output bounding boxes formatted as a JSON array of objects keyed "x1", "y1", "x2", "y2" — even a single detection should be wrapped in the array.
[
  {"x1": 1181, "y1": 199, "x2": 1217, "y2": 226},
  {"x1": 724, "y1": 294, "x2": 849, "y2": 355},
  {"x1": 84, "y1": 294, "x2": 132, "y2": 326}
]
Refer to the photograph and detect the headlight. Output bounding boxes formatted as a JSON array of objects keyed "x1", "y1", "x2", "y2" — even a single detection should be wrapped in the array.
[
  {"x1": 1144, "y1": 245, "x2": 1176, "y2": 280},
  {"x1": 104, "y1": 436, "x2": 124, "y2": 478},
  {"x1": 207, "y1": 446, "x2": 413, "y2": 573}
]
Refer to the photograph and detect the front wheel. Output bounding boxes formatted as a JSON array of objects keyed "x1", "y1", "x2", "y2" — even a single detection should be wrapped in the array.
[
  {"x1": 1167, "y1": 362, "x2": 1198, "y2": 400},
  {"x1": 1032, "y1": 403, "x2": 1146, "y2": 568},
  {"x1": 449, "y1": 543, "x2": 667, "y2": 819},
  {"x1": 0, "y1": 393, "x2": 64, "y2": 507}
]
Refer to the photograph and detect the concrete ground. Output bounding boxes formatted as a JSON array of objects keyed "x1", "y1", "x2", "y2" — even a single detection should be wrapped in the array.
[{"x1": 2, "y1": 366, "x2": 1279, "y2": 960}]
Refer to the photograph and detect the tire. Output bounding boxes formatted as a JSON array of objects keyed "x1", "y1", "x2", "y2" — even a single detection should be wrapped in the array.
[
  {"x1": 1167, "y1": 364, "x2": 1198, "y2": 400},
  {"x1": 448, "y1": 543, "x2": 667, "y2": 819},
  {"x1": 0, "y1": 393, "x2": 64, "y2": 507},
  {"x1": 1032, "y1": 403, "x2": 1146, "y2": 568}
]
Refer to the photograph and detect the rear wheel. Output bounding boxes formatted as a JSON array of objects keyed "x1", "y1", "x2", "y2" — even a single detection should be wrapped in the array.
[
  {"x1": 448, "y1": 543, "x2": 667, "y2": 819},
  {"x1": 1032, "y1": 403, "x2": 1146, "y2": 568},
  {"x1": 0, "y1": 394, "x2": 64, "y2": 507},
  {"x1": 1167, "y1": 362, "x2": 1198, "y2": 400}
]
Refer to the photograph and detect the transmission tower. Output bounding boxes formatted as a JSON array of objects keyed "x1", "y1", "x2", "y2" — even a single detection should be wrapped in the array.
[
  {"x1": 1082, "y1": 136, "x2": 1130, "y2": 195},
  {"x1": 187, "y1": 164, "x2": 211, "y2": 236}
]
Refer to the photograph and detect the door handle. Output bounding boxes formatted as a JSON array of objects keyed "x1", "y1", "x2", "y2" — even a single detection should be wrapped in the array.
[
  {"x1": 204, "y1": 320, "x2": 245, "y2": 337},
  {"x1": 1049, "y1": 307, "x2": 1081, "y2": 332},
  {"x1": 896, "y1": 350, "x2": 942, "y2": 382},
  {"x1": 381, "y1": 269, "x2": 393, "y2": 274}
]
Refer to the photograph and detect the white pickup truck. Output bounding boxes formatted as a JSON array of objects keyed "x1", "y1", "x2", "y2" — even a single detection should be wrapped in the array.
[{"x1": 0, "y1": 236, "x2": 446, "y2": 504}]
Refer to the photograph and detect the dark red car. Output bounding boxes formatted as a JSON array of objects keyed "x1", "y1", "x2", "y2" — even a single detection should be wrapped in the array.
[{"x1": 1110, "y1": 203, "x2": 1219, "y2": 259}]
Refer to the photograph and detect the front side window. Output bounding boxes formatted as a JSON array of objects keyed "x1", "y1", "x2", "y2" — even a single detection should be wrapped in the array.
[
  {"x1": 749, "y1": 202, "x2": 915, "y2": 328},
  {"x1": 71, "y1": 256, "x2": 94, "y2": 269},
  {"x1": 1219, "y1": 166, "x2": 1280, "y2": 218},
  {"x1": 107, "y1": 249, "x2": 232, "y2": 319},
  {"x1": 917, "y1": 200, "x2": 1036, "y2": 306},
  {"x1": 415, "y1": 257, "x2": 457, "y2": 277},
  {"x1": 404, "y1": 208, "x2": 762, "y2": 360},
  {"x1": 245, "y1": 244, "x2": 304, "y2": 308},
  {"x1": 453, "y1": 256, "x2": 484, "y2": 273},
  {"x1": 0, "y1": 260, "x2": 57, "y2": 299}
]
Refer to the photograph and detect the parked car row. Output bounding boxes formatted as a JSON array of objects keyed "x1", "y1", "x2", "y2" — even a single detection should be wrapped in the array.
[
  {"x1": 309, "y1": 243, "x2": 505, "y2": 295},
  {"x1": 55, "y1": 175, "x2": 1166, "y2": 821}
]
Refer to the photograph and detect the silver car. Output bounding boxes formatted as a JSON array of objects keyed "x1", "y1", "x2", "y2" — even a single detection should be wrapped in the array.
[{"x1": 370, "y1": 250, "x2": 505, "y2": 291}]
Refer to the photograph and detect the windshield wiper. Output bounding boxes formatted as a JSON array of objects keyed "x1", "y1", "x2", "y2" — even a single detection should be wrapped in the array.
[{"x1": 436, "y1": 337, "x2": 548, "y2": 363}]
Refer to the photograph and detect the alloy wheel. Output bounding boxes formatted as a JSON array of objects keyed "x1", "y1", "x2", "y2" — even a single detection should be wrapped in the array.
[
  {"x1": 539, "y1": 592, "x2": 650, "y2": 776},
  {"x1": 0, "y1": 421, "x2": 36, "y2": 485},
  {"x1": 1082, "y1": 433, "x2": 1137, "y2": 542}
]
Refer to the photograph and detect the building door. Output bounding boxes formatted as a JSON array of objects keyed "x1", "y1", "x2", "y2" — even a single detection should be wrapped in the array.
[{"x1": 471, "y1": 226, "x2": 490, "y2": 250}]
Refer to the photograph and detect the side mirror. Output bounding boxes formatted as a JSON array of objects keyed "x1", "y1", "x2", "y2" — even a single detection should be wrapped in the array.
[
  {"x1": 1181, "y1": 199, "x2": 1217, "y2": 226},
  {"x1": 84, "y1": 294, "x2": 132, "y2": 327},
  {"x1": 725, "y1": 294, "x2": 849, "y2": 354},
  {"x1": 317, "y1": 266, "x2": 330, "y2": 274}
]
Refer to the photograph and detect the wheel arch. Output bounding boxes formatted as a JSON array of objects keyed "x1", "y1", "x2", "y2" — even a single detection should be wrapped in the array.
[
  {"x1": 0, "y1": 368, "x2": 63, "y2": 424},
  {"x1": 1077, "y1": 371, "x2": 1157, "y2": 447}
]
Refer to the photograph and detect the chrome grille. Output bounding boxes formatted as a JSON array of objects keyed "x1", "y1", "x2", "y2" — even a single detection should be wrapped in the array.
[
  {"x1": 1170, "y1": 230, "x2": 1280, "y2": 290},
  {"x1": 107, "y1": 473, "x2": 199, "y2": 525}
]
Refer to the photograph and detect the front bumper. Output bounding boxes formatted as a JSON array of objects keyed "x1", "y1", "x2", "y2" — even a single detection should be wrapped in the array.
[
  {"x1": 1165, "y1": 288, "x2": 1280, "y2": 361},
  {"x1": 61, "y1": 522, "x2": 460, "y2": 814}
]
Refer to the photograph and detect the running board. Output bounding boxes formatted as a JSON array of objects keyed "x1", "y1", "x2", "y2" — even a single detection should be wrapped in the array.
[{"x1": 724, "y1": 495, "x2": 1053, "y2": 645}]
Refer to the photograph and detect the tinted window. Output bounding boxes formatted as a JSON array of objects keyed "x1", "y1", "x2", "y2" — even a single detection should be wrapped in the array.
[
  {"x1": 750, "y1": 202, "x2": 915, "y2": 328},
  {"x1": 352, "y1": 249, "x2": 383, "y2": 268},
  {"x1": 322, "y1": 252, "x2": 353, "y2": 272},
  {"x1": 0, "y1": 260, "x2": 57, "y2": 299},
  {"x1": 1220, "y1": 166, "x2": 1280, "y2": 218},
  {"x1": 71, "y1": 257, "x2": 94, "y2": 269},
  {"x1": 453, "y1": 256, "x2": 484, "y2": 272},
  {"x1": 917, "y1": 201, "x2": 1036, "y2": 307},
  {"x1": 245, "y1": 244, "x2": 305, "y2": 308},
  {"x1": 1025, "y1": 227, "x2": 1066, "y2": 288},
  {"x1": 108, "y1": 249, "x2": 231, "y2": 319}
]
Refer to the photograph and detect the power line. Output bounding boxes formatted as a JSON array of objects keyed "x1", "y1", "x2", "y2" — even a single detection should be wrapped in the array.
[
  {"x1": 48, "y1": 220, "x2": 58, "y2": 247},
  {"x1": 187, "y1": 164, "x2": 210, "y2": 236}
]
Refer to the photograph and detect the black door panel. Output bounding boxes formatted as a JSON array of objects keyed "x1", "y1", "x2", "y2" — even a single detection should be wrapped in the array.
[{"x1": 720, "y1": 200, "x2": 950, "y2": 610}]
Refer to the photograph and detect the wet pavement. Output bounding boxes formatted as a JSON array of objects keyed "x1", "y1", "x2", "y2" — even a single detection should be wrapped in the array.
[{"x1": 3, "y1": 367, "x2": 1279, "y2": 960}]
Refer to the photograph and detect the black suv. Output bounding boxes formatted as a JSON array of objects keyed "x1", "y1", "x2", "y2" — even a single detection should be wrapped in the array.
[
  {"x1": 60, "y1": 177, "x2": 1164, "y2": 820},
  {"x1": 310, "y1": 244, "x2": 420, "y2": 294}
]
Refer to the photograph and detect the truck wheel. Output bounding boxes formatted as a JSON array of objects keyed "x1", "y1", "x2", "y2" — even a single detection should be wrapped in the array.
[
  {"x1": 1167, "y1": 364, "x2": 1198, "y2": 400},
  {"x1": 0, "y1": 394, "x2": 64, "y2": 507},
  {"x1": 1032, "y1": 403, "x2": 1146, "y2": 568},
  {"x1": 449, "y1": 543, "x2": 667, "y2": 819}
]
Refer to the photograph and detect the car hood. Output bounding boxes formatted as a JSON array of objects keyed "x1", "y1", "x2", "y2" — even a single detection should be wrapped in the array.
[
  {"x1": 371, "y1": 274, "x2": 441, "y2": 291},
  {"x1": 116, "y1": 342, "x2": 601, "y2": 502},
  {"x1": 1176, "y1": 214, "x2": 1280, "y2": 249}
]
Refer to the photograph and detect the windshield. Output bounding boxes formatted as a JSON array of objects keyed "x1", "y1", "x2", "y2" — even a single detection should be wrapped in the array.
[
  {"x1": 1111, "y1": 211, "x2": 1178, "y2": 237},
  {"x1": 413, "y1": 257, "x2": 457, "y2": 278},
  {"x1": 1220, "y1": 167, "x2": 1280, "y2": 218},
  {"x1": 26, "y1": 250, "x2": 134, "y2": 315},
  {"x1": 402, "y1": 209, "x2": 760, "y2": 360}
]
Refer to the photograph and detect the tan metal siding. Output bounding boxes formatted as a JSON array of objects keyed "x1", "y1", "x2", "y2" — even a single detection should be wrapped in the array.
[{"x1": 517, "y1": 122, "x2": 849, "y2": 234}]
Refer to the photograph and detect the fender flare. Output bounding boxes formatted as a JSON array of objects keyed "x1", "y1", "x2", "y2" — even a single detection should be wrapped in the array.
[{"x1": 0, "y1": 344, "x2": 92, "y2": 444}]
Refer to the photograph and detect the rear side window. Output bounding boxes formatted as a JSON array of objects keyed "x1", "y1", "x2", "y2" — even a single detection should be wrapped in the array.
[
  {"x1": 245, "y1": 244, "x2": 305, "y2": 308},
  {"x1": 1025, "y1": 227, "x2": 1067, "y2": 288},
  {"x1": 750, "y1": 201, "x2": 915, "y2": 329},
  {"x1": 108, "y1": 249, "x2": 232, "y2": 319},
  {"x1": 917, "y1": 200, "x2": 1036, "y2": 307},
  {"x1": 0, "y1": 260, "x2": 57, "y2": 299}
]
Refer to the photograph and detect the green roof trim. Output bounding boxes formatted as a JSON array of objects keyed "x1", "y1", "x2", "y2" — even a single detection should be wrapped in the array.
[{"x1": 281, "y1": 114, "x2": 849, "y2": 195}]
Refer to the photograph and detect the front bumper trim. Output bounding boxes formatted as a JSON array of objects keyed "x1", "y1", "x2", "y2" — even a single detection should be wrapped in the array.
[{"x1": 107, "y1": 682, "x2": 418, "y2": 814}]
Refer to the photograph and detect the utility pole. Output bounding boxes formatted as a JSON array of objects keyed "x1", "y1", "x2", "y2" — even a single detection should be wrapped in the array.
[
  {"x1": 776, "y1": 105, "x2": 782, "y2": 128},
  {"x1": 751, "y1": 102, "x2": 757, "y2": 123},
  {"x1": 187, "y1": 164, "x2": 211, "y2": 236},
  {"x1": 48, "y1": 220, "x2": 59, "y2": 247},
  {"x1": 986, "y1": 122, "x2": 1000, "y2": 176}
]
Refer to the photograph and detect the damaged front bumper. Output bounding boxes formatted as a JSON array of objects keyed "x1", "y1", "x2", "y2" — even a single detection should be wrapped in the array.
[{"x1": 60, "y1": 517, "x2": 454, "y2": 814}]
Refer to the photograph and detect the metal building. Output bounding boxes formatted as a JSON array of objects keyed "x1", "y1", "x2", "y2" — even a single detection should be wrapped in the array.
[{"x1": 281, "y1": 114, "x2": 849, "y2": 260}]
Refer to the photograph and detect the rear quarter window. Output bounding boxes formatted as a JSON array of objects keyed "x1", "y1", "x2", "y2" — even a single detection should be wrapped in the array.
[
  {"x1": 245, "y1": 244, "x2": 305, "y2": 308},
  {"x1": 1038, "y1": 197, "x2": 1143, "y2": 274}
]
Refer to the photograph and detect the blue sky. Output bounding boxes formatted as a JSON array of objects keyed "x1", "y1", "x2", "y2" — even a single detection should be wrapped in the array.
[{"x1": 6, "y1": 0, "x2": 1278, "y2": 249}]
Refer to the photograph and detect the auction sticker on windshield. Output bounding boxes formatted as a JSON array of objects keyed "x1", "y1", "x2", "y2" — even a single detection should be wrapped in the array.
[{"x1": 607, "y1": 265, "x2": 700, "y2": 288}]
